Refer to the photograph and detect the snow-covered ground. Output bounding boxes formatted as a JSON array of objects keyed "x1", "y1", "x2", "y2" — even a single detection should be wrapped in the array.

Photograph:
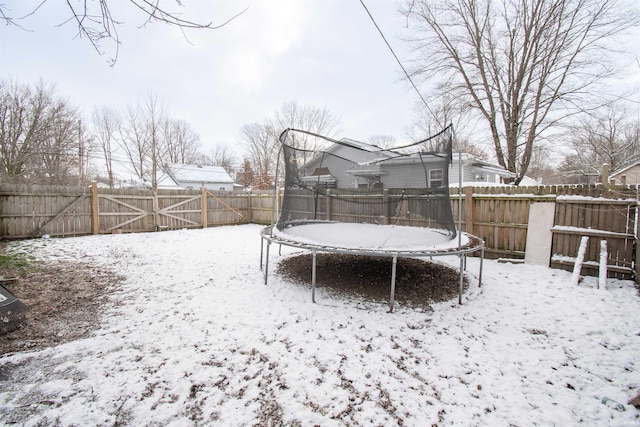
[{"x1": 1, "y1": 224, "x2": 639, "y2": 426}]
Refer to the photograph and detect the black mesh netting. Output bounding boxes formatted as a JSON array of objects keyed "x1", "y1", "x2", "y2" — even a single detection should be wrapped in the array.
[{"x1": 275, "y1": 125, "x2": 457, "y2": 238}]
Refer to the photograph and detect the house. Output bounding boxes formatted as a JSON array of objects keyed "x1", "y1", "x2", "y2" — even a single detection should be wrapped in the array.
[
  {"x1": 610, "y1": 162, "x2": 640, "y2": 185},
  {"x1": 299, "y1": 138, "x2": 514, "y2": 189},
  {"x1": 300, "y1": 138, "x2": 395, "y2": 189},
  {"x1": 449, "y1": 153, "x2": 516, "y2": 186},
  {"x1": 157, "y1": 163, "x2": 239, "y2": 191}
]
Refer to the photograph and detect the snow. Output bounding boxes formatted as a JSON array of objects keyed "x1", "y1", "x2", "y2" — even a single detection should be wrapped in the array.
[
  {"x1": 552, "y1": 225, "x2": 634, "y2": 238},
  {"x1": 556, "y1": 195, "x2": 638, "y2": 202},
  {"x1": 1, "y1": 224, "x2": 640, "y2": 425},
  {"x1": 274, "y1": 222, "x2": 466, "y2": 251},
  {"x1": 570, "y1": 236, "x2": 589, "y2": 286}
]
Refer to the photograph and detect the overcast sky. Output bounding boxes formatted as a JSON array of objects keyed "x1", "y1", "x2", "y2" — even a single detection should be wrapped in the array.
[
  {"x1": 1, "y1": 0, "x2": 425, "y2": 157},
  {"x1": 2, "y1": 0, "x2": 639, "y2": 168}
]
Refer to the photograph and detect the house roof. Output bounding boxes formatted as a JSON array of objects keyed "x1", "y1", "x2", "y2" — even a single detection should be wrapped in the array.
[
  {"x1": 320, "y1": 138, "x2": 397, "y2": 161},
  {"x1": 611, "y1": 162, "x2": 640, "y2": 178},
  {"x1": 164, "y1": 163, "x2": 234, "y2": 184}
]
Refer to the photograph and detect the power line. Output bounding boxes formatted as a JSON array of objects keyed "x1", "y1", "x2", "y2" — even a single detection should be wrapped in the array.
[{"x1": 358, "y1": 0, "x2": 441, "y2": 128}]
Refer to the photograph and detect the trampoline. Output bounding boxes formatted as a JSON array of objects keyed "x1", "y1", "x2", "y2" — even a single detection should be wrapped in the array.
[{"x1": 260, "y1": 125, "x2": 485, "y2": 311}]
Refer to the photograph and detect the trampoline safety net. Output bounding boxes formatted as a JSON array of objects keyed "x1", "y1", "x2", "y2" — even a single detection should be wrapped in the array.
[{"x1": 275, "y1": 125, "x2": 458, "y2": 238}]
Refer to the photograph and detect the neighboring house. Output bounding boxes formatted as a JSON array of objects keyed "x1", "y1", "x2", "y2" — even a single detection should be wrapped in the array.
[
  {"x1": 300, "y1": 138, "x2": 395, "y2": 189},
  {"x1": 157, "y1": 163, "x2": 239, "y2": 191},
  {"x1": 610, "y1": 162, "x2": 640, "y2": 185},
  {"x1": 300, "y1": 139, "x2": 514, "y2": 189},
  {"x1": 449, "y1": 153, "x2": 516, "y2": 186}
]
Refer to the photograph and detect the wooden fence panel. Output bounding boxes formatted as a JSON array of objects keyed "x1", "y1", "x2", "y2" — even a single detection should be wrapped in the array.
[
  {"x1": 206, "y1": 191, "x2": 247, "y2": 226},
  {"x1": 330, "y1": 192, "x2": 381, "y2": 223},
  {"x1": 0, "y1": 184, "x2": 93, "y2": 238},
  {"x1": 157, "y1": 190, "x2": 203, "y2": 230},
  {"x1": 458, "y1": 190, "x2": 532, "y2": 259},
  {"x1": 249, "y1": 191, "x2": 277, "y2": 224},
  {"x1": 550, "y1": 198, "x2": 636, "y2": 279},
  {"x1": 97, "y1": 188, "x2": 155, "y2": 233}
]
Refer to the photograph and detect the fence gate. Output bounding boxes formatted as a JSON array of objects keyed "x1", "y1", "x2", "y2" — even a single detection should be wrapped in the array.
[
  {"x1": 96, "y1": 191, "x2": 155, "y2": 233},
  {"x1": 95, "y1": 189, "x2": 206, "y2": 233},
  {"x1": 550, "y1": 198, "x2": 637, "y2": 280}
]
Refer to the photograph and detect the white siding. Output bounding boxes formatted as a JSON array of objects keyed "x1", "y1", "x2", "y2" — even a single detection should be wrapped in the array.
[
  {"x1": 448, "y1": 161, "x2": 476, "y2": 185},
  {"x1": 302, "y1": 144, "x2": 385, "y2": 189}
]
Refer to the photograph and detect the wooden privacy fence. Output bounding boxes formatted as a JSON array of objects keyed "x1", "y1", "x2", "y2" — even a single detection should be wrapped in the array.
[
  {"x1": 1, "y1": 183, "x2": 638, "y2": 280},
  {"x1": 0, "y1": 183, "x2": 274, "y2": 238},
  {"x1": 452, "y1": 185, "x2": 638, "y2": 280}
]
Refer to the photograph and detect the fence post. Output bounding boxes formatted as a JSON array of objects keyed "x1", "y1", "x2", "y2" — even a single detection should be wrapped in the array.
[
  {"x1": 382, "y1": 189, "x2": 389, "y2": 225},
  {"x1": 464, "y1": 186, "x2": 474, "y2": 233},
  {"x1": 91, "y1": 181, "x2": 99, "y2": 235},
  {"x1": 326, "y1": 189, "x2": 332, "y2": 221},
  {"x1": 201, "y1": 187, "x2": 208, "y2": 228},
  {"x1": 636, "y1": 206, "x2": 640, "y2": 283},
  {"x1": 601, "y1": 163, "x2": 611, "y2": 197},
  {"x1": 247, "y1": 191, "x2": 253, "y2": 223},
  {"x1": 153, "y1": 192, "x2": 159, "y2": 231}
]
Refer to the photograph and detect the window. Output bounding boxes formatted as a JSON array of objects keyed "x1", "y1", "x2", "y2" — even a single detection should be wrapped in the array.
[{"x1": 429, "y1": 169, "x2": 443, "y2": 188}]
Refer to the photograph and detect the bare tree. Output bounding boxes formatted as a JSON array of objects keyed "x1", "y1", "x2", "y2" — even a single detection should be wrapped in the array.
[
  {"x1": 407, "y1": 95, "x2": 493, "y2": 158},
  {"x1": 239, "y1": 123, "x2": 279, "y2": 189},
  {"x1": 164, "y1": 118, "x2": 201, "y2": 165},
  {"x1": 240, "y1": 102, "x2": 342, "y2": 189},
  {"x1": 269, "y1": 101, "x2": 340, "y2": 165},
  {"x1": 523, "y1": 144, "x2": 555, "y2": 183},
  {"x1": 201, "y1": 144, "x2": 238, "y2": 176},
  {"x1": 116, "y1": 93, "x2": 168, "y2": 188},
  {"x1": 92, "y1": 106, "x2": 120, "y2": 188},
  {"x1": 403, "y1": 0, "x2": 640, "y2": 183},
  {"x1": 560, "y1": 105, "x2": 640, "y2": 182},
  {"x1": 0, "y1": 79, "x2": 80, "y2": 184},
  {"x1": 114, "y1": 93, "x2": 210, "y2": 187},
  {"x1": 1, "y1": 1, "x2": 247, "y2": 65},
  {"x1": 34, "y1": 104, "x2": 80, "y2": 184},
  {"x1": 117, "y1": 103, "x2": 151, "y2": 183}
]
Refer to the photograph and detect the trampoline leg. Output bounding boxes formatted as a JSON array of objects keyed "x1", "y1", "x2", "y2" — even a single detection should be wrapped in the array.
[
  {"x1": 312, "y1": 250, "x2": 317, "y2": 303},
  {"x1": 458, "y1": 255, "x2": 464, "y2": 305},
  {"x1": 478, "y1": 246, "x2": 485, "y2": 287},
  {"x1": 260, "y1": 237, "x2": 264, "y2": 270},
  {"x1": 389, "y1": 255, "x2": 398, "y2": 312},
  {"x1": 264, "y1": 241, "x2": 271, "y2": 285}
]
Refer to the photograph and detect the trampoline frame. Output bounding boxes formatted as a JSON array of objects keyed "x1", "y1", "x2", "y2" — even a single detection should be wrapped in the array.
[{"x1": 260, "y1": 223, "x2": 484, "y2": 312}]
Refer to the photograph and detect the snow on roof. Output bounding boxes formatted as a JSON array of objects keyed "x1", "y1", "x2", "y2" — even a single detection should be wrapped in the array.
[
  {"x1": 331, "y1": 138, "x2": 397, "y2": 159},
  {"x1": 165, "y1": 163, "x2": 234, "y2": 184},
  {"x1": 611, "y1": 161, "x2": 640, "y2": 177},
  {"x1": 339, "y1": 138, "x2": 388, "y2": 152}
]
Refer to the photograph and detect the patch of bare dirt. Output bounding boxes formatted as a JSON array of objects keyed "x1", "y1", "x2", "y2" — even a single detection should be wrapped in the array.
[
  {"x1": 0, "y1": 261, "x2": 123, "y2": 355},
  {"x1": 277, "y1": 253, "x2": 468, "y2": 309}
]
